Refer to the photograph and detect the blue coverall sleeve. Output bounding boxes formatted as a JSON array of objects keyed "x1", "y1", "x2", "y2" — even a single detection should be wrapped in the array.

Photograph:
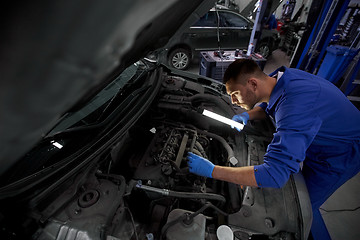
[
  {"x1": 254, "y1": 85, "x2": 323, "y2": 188},
  {"x1": 258, "y1": 102, "x2": 268, "y2": 110}
]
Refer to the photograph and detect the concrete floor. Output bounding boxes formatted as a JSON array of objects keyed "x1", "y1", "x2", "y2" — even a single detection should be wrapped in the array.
[
  {"x1": 184, "y1": 49, "x2": 360, "y2": 239},
  {"x1": 263, "y1": 49, "x2": 291, "y2": 74},
  {"x1": 321, "y1": 172, "x2": 360, "y2": 240}
]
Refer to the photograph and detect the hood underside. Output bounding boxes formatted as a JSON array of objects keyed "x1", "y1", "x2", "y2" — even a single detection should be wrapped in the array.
[{"x1": 0, "y1": 0, "x2": 215, "y2": 176}]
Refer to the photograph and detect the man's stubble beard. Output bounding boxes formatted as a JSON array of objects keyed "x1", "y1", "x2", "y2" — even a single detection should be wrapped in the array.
[{"x1": 242, "y1": 87, "x2": 257, "y2": 110}]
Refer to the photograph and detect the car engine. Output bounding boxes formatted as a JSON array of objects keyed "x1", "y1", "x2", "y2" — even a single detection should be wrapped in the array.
[{"x1": 2, "y1": 69, "x2": 308, "y2": 240}]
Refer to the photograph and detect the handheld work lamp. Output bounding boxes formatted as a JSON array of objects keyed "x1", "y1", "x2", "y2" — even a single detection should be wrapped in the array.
[{"x1": 202, "y1": 109, "x2": 244, "y2": 131}]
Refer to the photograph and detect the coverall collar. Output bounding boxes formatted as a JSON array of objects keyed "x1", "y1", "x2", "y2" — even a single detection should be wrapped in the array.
[{"x1": 267, "y1": 66, "x2": 291, "y2": 110}]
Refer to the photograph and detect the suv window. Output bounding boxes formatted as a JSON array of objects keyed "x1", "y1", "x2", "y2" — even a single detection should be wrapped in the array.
[
  {"x1": 192, "y1": 12, "x2": 217, "y2": 27},
  {"x1": 219, "y1": 12, "x2": 248, "y2": 28}
]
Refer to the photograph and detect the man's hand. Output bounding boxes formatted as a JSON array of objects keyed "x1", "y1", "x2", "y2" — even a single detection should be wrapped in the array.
[
  {"x1": 187, "y1": 152, "x2": 215, "y2": 178},
  {"x1": 231, "y1": 112, "x2": 249, "y2": 131}
]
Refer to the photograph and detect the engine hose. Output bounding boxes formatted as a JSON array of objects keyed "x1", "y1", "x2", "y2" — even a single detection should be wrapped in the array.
[
  {"x1": 135, "y1": 182, "x2": 226, "y2": 203},
  {"x1": 189, "y1": 133, "x2": 197, "y2": 152},
  {"x1": 195, "y1": 141, "x2": 207, "y2": 158},
  {"x1": 168, "y1": 191, "x2": 225, "y2": 202},
  {"x1": 160, "y1": 202, "x2": 229, "y2": 239},
  {"x1": 189, "y1": 201, "x2": 229, "y2": 218},
  {"x1": 189, "y1": 94, "x2": 234, "y2": 117},
  {"x1": 196, "y1": 129, "x2": 238, "y2": 166},
  {"x1": 191, "y1": 148, "x2": 203, "y2": 157}
]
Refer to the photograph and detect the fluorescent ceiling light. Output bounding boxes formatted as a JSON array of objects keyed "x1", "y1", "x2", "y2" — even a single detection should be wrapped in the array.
[{"x1": 202, "y1": 109, "x2": 244, "y2": 130}]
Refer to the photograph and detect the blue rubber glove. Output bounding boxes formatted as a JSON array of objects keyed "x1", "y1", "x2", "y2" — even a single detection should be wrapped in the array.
[
  {"x1": 187, "y1": 152, "x2": 215, "y2": 178},
  {"x1": 231, "y1": 112, "x2": 249, "y2": 131}
]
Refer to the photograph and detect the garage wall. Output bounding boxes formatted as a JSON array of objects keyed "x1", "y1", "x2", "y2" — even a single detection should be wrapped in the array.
[
  {"x1": 235, "y1": 0, "x2": 307, "y2": 21},
  {"x1": 297, "y1": 0, "x2": 313, "y2": 23},
  {"x1": 234, "y1": 0, "x2": 312, "y2": 23},
  {"x1": 234, "y1": 0, "x2": 253, "y2": 12},
  {"x1": 274, "y1": 0, "x2": 308, "y2": 22}
]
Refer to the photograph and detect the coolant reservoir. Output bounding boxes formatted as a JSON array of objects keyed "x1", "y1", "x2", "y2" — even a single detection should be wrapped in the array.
[
  {"x1": 165, "y1": 209, "x2": 206, "y2": 240},
  {"x1": 217, "y1": 225, "x2": 234, "y2": 240}
]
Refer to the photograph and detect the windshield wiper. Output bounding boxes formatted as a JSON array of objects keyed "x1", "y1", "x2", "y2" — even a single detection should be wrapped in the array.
[
  {"x1": 46, "y1": 61, "x2": 152, "y2": 136},
  {"x1": 43, "y1": 84, "x2": 152, "y2": 141},
  {"x1": 95, "y1": 70, "x2": 150, "y2": 122}
]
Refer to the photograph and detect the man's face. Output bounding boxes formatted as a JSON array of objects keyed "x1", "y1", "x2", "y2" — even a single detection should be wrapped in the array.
[{"x1": 226, "y1": 79, "x2": 258, "y2": 110}]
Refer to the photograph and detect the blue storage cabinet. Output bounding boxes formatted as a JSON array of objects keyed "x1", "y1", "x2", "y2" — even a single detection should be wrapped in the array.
[{"x1": 317, "y1": 45, "x2": 359, "y2": 83}]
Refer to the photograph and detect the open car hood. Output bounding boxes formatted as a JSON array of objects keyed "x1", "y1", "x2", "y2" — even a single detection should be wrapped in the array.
[{"x1": 0, "y1": 0, "x2": 216, "y2": 176}]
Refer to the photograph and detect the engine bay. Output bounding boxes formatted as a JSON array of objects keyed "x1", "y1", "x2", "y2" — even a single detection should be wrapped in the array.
[
  {"x1": 35, "y1": 121, "x2": 251, "y2": 240},
  {"x1": 2, "y1": 69, "x2": 305, "y2": 240}
]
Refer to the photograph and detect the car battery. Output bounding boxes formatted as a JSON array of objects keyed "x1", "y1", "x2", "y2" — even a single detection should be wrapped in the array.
[{"x1": 199, "y1": 50, "x2": 266, "y2": 82}]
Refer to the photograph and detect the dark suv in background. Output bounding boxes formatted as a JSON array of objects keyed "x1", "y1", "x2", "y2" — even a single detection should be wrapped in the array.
[{"x1": 165, "y1": 9, "x2": 280, "y2": 70}]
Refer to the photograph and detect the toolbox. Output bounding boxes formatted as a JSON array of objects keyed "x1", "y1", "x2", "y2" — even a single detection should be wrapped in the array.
[{"x1": 199, "y1": 50, "x2": 267, "y2": 82}]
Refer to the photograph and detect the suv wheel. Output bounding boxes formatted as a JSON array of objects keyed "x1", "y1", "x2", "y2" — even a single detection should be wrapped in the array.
[
  {"x1": 168, "y1": 48, "x2": 191, "y2": 70},
  {"x1": 257, "y1": 41, "x2": 272, "y2": 59}
]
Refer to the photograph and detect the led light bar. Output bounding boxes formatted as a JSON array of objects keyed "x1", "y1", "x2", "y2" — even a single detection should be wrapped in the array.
[{"x1": 202, "y1": 109, "x2": 244, "y2": 130}]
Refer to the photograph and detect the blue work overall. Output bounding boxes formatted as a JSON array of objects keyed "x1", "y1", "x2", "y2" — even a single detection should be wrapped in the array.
[{"x1": 253, "y1": 67, "x2": 360, "y2": 239}]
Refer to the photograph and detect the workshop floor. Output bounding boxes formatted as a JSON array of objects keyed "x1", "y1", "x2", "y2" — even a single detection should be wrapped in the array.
[
  {"x1": 321, "y1": 172, "x2": 360, "y2": 240},
  {"x1": 263, "y1": 49, "x2": 291, "y2": 74},
  {"x1": 185, "y1": 49, "x2": 360, "y2": 240}
]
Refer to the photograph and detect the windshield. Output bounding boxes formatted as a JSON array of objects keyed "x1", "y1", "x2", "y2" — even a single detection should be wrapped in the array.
[
  {"x1": 1, "y1": 60, "x2": 151, "y2": 187},
  {"x1": 48, "y1": 60, "x2": 148, "y2": 136}
]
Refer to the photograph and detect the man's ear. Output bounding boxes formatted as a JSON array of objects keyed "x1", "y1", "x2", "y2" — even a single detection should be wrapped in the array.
[{"x1": 248, "y1": 78, "x2": 258, "y2": 91}]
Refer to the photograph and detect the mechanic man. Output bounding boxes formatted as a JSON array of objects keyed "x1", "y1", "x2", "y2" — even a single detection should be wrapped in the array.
[
  {"x1": 187, "y1": 59, "x2": 360, "y2": 240},
  {"x1": 264, "y1": 14, "x2": 277, "y2": 30}
]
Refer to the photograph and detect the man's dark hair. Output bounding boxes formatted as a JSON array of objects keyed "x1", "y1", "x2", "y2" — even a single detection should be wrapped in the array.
[{"x1": 223, "y1": 59, "x2": 265, "y2": 85}]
